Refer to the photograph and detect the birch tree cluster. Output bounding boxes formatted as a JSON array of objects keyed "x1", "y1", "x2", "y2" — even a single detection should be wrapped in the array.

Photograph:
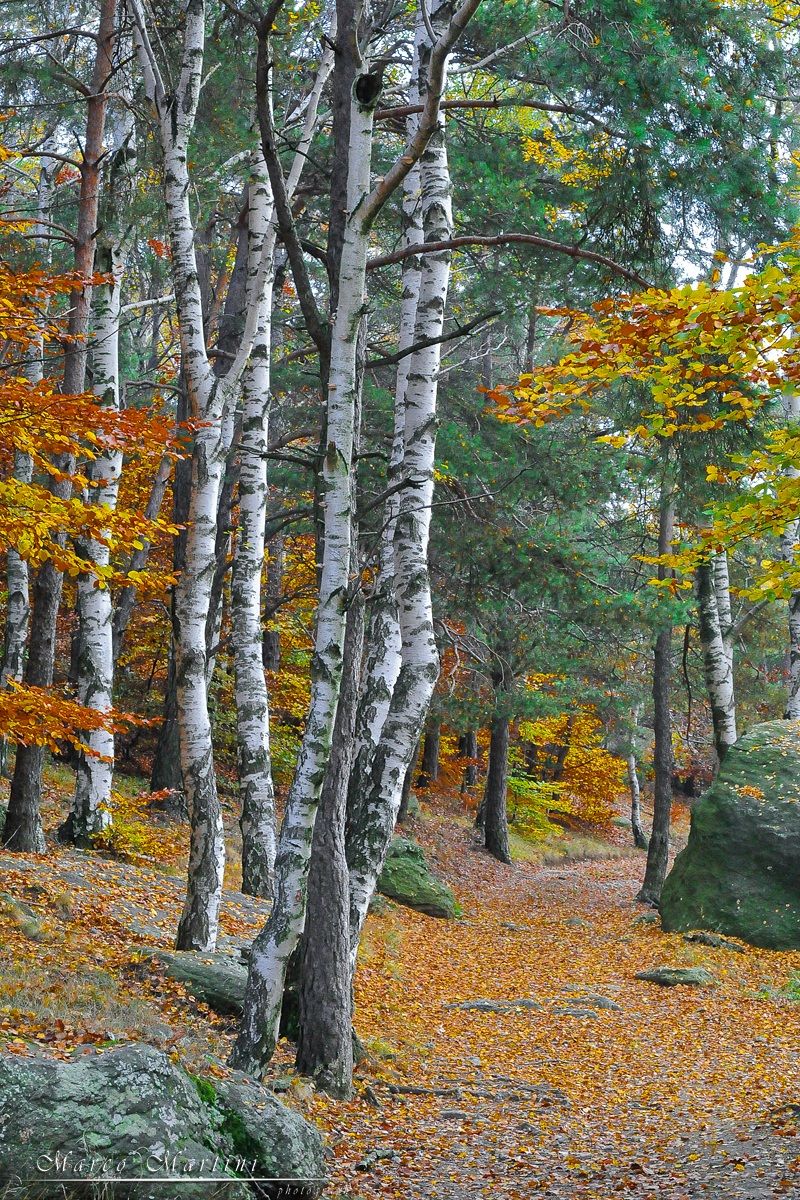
[{"x1": 1, "y1": 0, "x2": 800, "y2": 1095}]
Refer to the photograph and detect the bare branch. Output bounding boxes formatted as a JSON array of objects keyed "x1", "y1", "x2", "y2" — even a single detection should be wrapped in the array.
[
  {"x1": 365, "y1": 307, "x2": 501, "y2": 367},
  {"x1": 368, "y1": 233, "x2": 652, "y2": 287}
]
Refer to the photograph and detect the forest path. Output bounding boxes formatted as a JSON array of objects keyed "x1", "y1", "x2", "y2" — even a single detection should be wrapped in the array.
[{"x1": 314, "y1": 819, "x2": 800, "y2": 1199}]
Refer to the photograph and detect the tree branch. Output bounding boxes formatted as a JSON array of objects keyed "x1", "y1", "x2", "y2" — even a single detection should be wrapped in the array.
[
  {"x1": 255, "y1": 15, "x2": 329, "y2": 358},
  {"x1": 360, "y1": 0, "x2": 484, "y2": 228},
  {"x1": 375, "y1": 96, "x2": 616, "y2": 135},
  {"x1": 368, "y1": 233, "x2": 651, "y2": 287},
  {"x1": 365, "y1": 307, "x2": 501, "y2": 367}
]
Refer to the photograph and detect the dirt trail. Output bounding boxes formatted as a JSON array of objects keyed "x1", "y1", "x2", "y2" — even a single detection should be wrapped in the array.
[{"x1": 312, "y1": 823, "x2": 800, "y2": 1199}]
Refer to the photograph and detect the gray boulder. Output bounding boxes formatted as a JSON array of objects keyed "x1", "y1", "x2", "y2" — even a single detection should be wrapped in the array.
[
  {"x1": 661, "y1": 720, "x2": 800, "y2": 950},
  {"x1": 0, "y1": 1042, "x2": 324, "y2": 1199},
  {"x1": 377, "y1": 837, "x2": 460, "y2": 918},
  {"x1": 635, "y1": 966, "x2": 715, "y2": 987}
]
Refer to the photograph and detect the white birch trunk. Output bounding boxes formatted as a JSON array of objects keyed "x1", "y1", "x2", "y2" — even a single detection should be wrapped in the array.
[
  {"x1": 231, "y1": 64, "x2": 375, "y2": 1076},
  {"x1": 133, "y1": 0, "x2": 228, "y2": 950},
  {"x1": 346, "y1": 5, "x2": 453, "y2": 952},
  {"x1": 712, "y1": 549, "x2": 734, "y2": 671},
  {"x1": 344, "y1": 163, "x2": 421, "y2": 828},
  {"x1": 697, "y1": 554, "x2": 737, "y2": 763},
  {"x1": 69, "y1": 244, "x2": 125, "y2": 841},
  {"x1": 68, "y1": 94, "x2": 136, "y2": 842},
  {"x1": 780, "y1": 392, "x2": 800, "y2": 718},
  {"x1": 233, "y1": 149, "x2": 277, "y2": 899}
]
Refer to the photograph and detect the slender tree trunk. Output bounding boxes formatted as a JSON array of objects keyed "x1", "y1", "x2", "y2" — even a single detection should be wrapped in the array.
[
  {"x1": 65, "y1": 241, "x2": 125, "y2": 843},
  {"x1": 3, "y1": 0, "x2": 118, "y2": 853},
  {"x1": 483, "y1": 710, "x2": 511, "y2": 864},
  {"x1": 460, "y1": 729, "x2": 478, "y2": 793},
  {"x1": 638, "y1": 471, "x2": 675, "y2": 906},
  {"x1": 626, "y1": 705, "x2": 648, "y2": 849},
  {"x1": 780, "y1": 392, "x2": 800, "y2": 718},
  {"x1": 627, "y1": 753, "x2": 648, "y2": 848},
  {"x1": 712, "y1": 550, "x2": 734, "y2": 672},
  {"x1": 234, "y1": 149, "x2": 277, "y2": 899},
  {"x1": 696, "y1": 554, "x2": 737, "y2": 764},
  {"x1": 418, "y1": 718, "x2": 441, "y2": 787}
]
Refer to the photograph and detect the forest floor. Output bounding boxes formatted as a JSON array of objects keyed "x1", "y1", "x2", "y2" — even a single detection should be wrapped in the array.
[{"x1": 1, "y1": 770, "x2": 799, "y2": 1199}]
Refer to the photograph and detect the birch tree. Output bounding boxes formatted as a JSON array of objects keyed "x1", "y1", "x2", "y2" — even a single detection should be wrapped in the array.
[
  {"x1": 234, "y1": 40, "x2": 334, "y2": 898},
  {"x1": 131, "y1": 0, "x2": 272, "y2": 950},
  {"x1": 64, "y1": 99, "x2": 136, "y2": 844}
]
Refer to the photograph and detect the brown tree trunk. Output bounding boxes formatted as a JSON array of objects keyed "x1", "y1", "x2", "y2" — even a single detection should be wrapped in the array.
[
  {"x1": 459, "y1": 729, "x2": 478, "y2": 793},
  {"x1": 483, "y1": 712, "x2": 511, "y2": 864},
  {"x1": 417, "y1": 718, "x2": 441, "y2": 788}
]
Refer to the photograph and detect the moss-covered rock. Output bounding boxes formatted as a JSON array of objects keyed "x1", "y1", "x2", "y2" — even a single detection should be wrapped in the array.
[
  {"x1": 0, "y1": 1043, "x2": 325, "y2": 1199},
  {"x1": 377, "y1": 837, "x2": 460, "y2": 918},
  {"x1": 661, "y1": 720, "x2": 800, "y2": 950}
]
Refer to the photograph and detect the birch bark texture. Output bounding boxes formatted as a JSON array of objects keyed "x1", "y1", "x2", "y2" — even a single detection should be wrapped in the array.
[
  {"x1": 696, "y1": 552, "x2": 737, "y2": 764},
  {"x1": 68, "y1": 243, "x2": 125, "y2": 842},
  {"x1": 233, "y1": 149, "x2": 277, "y2": 900},
  {"x1": 233, "y1": 42, "x2": 334, "y2": 898},
  {"x1": 67, "y1": 95, "x2": 137, "y2": 843}
]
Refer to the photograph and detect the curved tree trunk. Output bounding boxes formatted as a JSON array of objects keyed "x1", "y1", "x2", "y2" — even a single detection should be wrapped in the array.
[{"x1": 627, "y1": 755, "x2": 648, "y2": 850}]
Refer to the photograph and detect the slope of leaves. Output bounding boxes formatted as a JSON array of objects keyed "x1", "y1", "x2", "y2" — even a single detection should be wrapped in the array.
[{"x1": 0, "y1": 775, "x2": 797, "y2": 1198}]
